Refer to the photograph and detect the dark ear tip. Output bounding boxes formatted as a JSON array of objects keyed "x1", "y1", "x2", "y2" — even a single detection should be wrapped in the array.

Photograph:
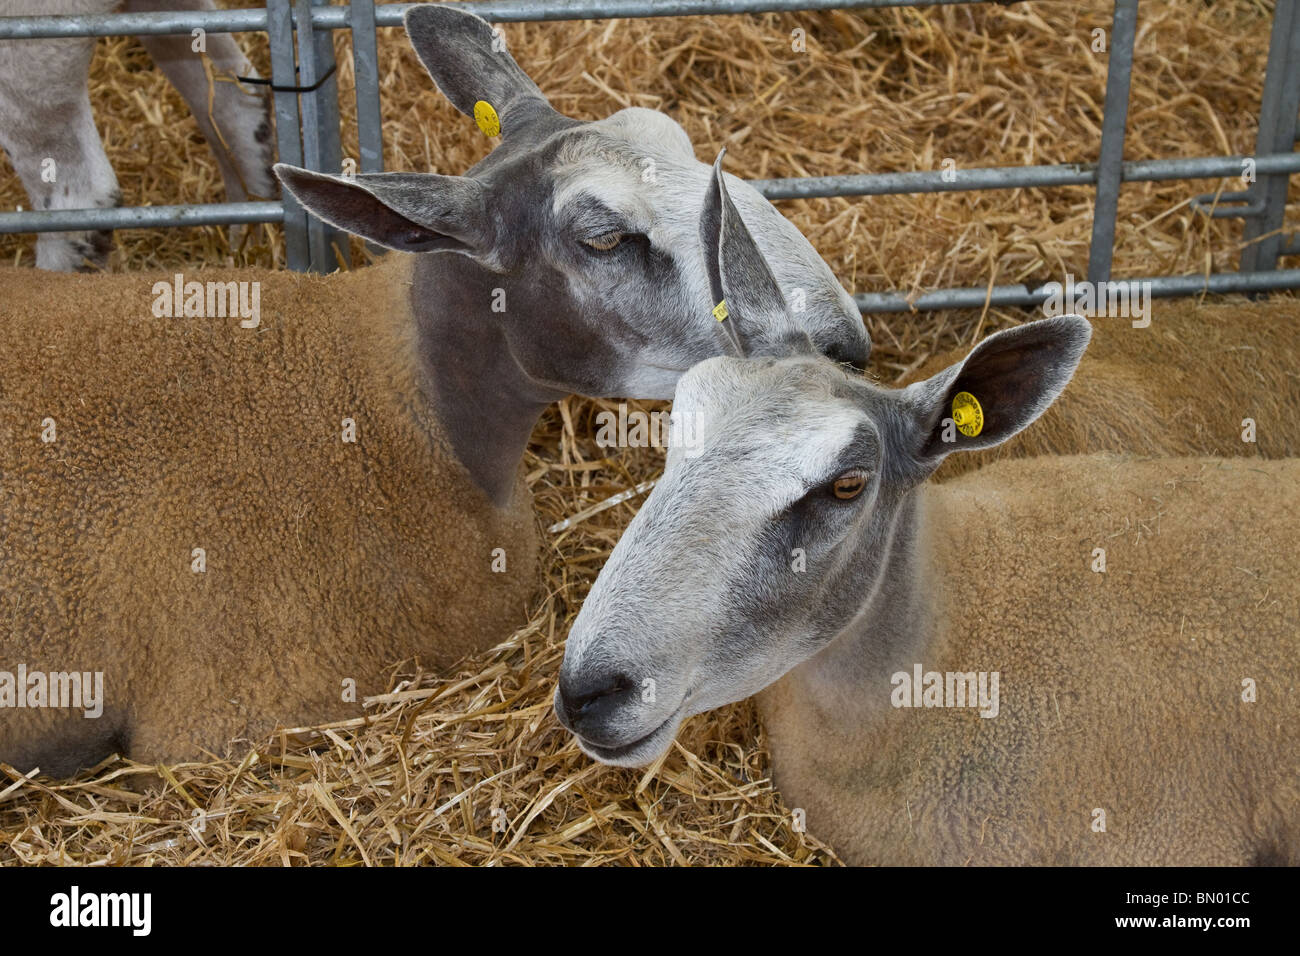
[
  {"x1": 272, "y1": 163, "x2": 308, "y2": 188},
  {"x1": 1053, "y1": 313, "x2": 1094, "y2": 349},
  {"x1": 710, "y1": 148, "x2": 733, "y2": 206},
  {"x1": 273, "y1": 163, "x2": 352, "y2": 206},
  {"x1": 403, "y1": 3, "x2": 491, "y2": 35}
]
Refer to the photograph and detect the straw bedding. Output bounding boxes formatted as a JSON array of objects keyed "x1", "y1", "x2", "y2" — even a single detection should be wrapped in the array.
[{"x1": 0, "y1": 0, "x2": 1290, "y2": 865}]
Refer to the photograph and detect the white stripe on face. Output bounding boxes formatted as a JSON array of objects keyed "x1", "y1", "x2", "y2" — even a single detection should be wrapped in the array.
[
  {"x1": 551, "y1": 109, "x2": 865, "y2": 359},
  {"x1": 668, "y1": 356, "x2": 868, "y2": 509}
]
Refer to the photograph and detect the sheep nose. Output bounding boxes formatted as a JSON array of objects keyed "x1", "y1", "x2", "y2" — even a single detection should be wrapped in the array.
[{"x1": 557, "y1": 671, "x2": 638, "y2": 729}]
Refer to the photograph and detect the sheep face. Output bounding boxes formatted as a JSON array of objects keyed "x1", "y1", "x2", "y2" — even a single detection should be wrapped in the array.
[
  {"x1": 521, "y1": 110, "x2": 869, "y2": 399},
  {"x1": 553, "y1": 160, "x2": 1091, "y2": 765},
  {"x1": 273, "y1": 5, "x2": 870, "y2": 402},
  {"x1": 555, "y1": 355, "x2": 906, "y2": 767}
]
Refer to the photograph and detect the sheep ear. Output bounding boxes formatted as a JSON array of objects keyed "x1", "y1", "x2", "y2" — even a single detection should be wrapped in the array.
[
  {"x1": 904, "y1": 315, "x2": 1092, "y2": 466},
  {"x1": 700, "y1": 150, "x2": 810, "y2": 358},
  {"x1": 274, "y1": 165, "x2": 493, "y2": 256},
  {"x1": 403, "y1": 5, "x2": 564, "y2": 139}
]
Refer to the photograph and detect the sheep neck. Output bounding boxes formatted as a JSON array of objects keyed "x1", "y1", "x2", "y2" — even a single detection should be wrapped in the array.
[
  {"x1": 408, "y1": 255, "x2": 567, "y2": 509},
  {"x1": 778, "y1": 488, "x2": 936, "y2": 724}
]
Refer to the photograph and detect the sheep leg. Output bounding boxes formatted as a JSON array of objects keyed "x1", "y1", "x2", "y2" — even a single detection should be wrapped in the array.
[
  {"x1": 126, "y1": 0, "x2": 276, "y2": 251},
  {"x1": 0, "y1": 32, "x2": 119, "y2": 271}
]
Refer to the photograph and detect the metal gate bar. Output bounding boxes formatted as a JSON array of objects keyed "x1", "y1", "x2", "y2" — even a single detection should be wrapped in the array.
[
  {"x1": 0, "y1": 1, "x2": 964, "y2": 39},
  {"x1": 854, "y1": 269, "x2": 1300, "y2": 314},
  {"x1": 1240, "y1": 1, "x2": 1300, "y2": 271},
  {"x1": 1086, "y1": 0, "x2": 1136, "y2": 284},
  {"x1": 295, "y1": 0, "x2": 349, "y2": 268},
  {"x1": 267, "y1": 0, "x2": 310, "y2": 270},
  {"x1": 351, "y1": 0, "x2": 384, "y2": 176},
  {"x1": 13, "y1": 153, "x2": 1298, "y2": 232},
  {"x1": 752, "y1": 153, "x2": 1300, "y2": 199},
  {"x1": 0, "y1": 0, "x2": 1296, "y2": 313}
]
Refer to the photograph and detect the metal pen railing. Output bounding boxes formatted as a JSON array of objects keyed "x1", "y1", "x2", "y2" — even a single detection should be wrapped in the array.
[{"x1": 1, "y1": 0, "x2": 1297, "y2": 312}]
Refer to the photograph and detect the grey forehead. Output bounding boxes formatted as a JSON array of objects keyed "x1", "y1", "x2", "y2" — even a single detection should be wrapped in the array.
[
  {"x1": 584, "y1": 108, "x2": 697, "y2": 157},
  {"x1": 548, "y1": 120, "x2": 708, "y2": 204},
  {"x1": 678, "y1": 354, "x2": 865, "y2": 410},
  {"x1": 672, "y1": 356, "x2": 882, "y2": 467},
  {"x1": 548, "y1": 113, "x2": 696, "y2": 170}
]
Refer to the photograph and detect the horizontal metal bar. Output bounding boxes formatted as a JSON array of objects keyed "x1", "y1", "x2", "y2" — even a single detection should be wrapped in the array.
[
  {"x1": 1190, "y1": 191, "x2": 1266, "y2": 219},
  {"x1": 0, "y1": 0, "x2": 967, "y2": 40},
  {"x1": 853, "y1": 269, "x2": 1300, "y2": 313},
  {"x1": 4, "y1": 203, "x2": 1295, "y2": 314},
  {"x1": 0, "y1": 6, "x2": 268, "y2": 38},
  {"x1": 8, "y1": 150, "x2": 1300, "y2": 234},
  {"x1": 0, "y1": 202, "x2": 283, "y2": 234},
  {"x1": 367, "y1": 0, "x2": 973, "y2": 26},
  {"x1": 752, "y1": 152, "x2": 1300, "y2": 199}
]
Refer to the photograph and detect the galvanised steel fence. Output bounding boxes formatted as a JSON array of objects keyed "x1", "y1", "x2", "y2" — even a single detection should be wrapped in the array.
[{"x1": 1, "y1": 0, "x2": 1298, "y2": 313}]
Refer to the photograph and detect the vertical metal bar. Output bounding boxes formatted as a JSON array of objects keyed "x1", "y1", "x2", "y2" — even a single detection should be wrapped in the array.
[
  {"x1": 295, "y1": 0, "x2": 348, "y2": 270},
  {"x1": 1086, "y1": 0, "x2": 1139, "y2": 284},
  {"x1": 351, "y1": 0, "x2": 384, "y2": 175},
  {"x1": 315, "y1": 0, "x2": 350, "y2": 268},
  {"x1": 350, "y1": 0, "x2": 385, "y2": 260},
  {"x1": 267, "y1": 0, "x2": 309, "y2": 272},
  {"x1": 1241, "y1": 0, "x2": 1300, "y2": 273}
]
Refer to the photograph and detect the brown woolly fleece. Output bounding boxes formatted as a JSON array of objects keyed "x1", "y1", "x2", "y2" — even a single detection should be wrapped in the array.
[
  {"x1": 901, "y1": 302, "x2": 1300, "y2": 481},
  {"x1": 761, "y1": 456, "x2": 1299, "y2": 865},
  {"x1": 0, "y1": 257, "x2": 539, "y2": 776}
]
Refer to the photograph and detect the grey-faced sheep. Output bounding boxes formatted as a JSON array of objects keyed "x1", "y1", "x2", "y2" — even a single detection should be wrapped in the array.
[
  {"x1": 555, "y1": 167, "x2": 1298, "y2": 865},
  {"x1": 0, "y1": 6, "x2": 870, "y2": 777}
]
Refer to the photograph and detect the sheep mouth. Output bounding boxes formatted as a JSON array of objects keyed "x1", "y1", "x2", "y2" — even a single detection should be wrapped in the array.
[{"x1": 573, "y1": 699, "x2": 687, "y2": 766}]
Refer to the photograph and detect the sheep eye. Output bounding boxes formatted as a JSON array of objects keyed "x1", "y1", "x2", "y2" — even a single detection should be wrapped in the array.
[
  {"x1": 583, "y1": 231, "x2": 624, "y2": 252},
  {"x1": 831, "y1": 470, "x2": 868, "y2": 500}
]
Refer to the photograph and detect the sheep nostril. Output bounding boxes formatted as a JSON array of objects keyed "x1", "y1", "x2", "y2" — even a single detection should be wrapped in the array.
[
  {"x1": 579, "y1": 673, "x2": 634, "y2": 714},
  {"x1": 560, "y1": 672, "x2": 637, "y2": 725}
]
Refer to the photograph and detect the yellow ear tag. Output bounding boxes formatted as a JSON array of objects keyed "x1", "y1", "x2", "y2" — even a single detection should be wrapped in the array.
[
  {"x1": 952, "y1": 391, "x2": 984, "y2": 437},
  {"x1": 712, "y1": 299, "x2": 729, "y2": 322},
  {"x1": 473, "y1": 100, "x2": 501, "y2": 137}
]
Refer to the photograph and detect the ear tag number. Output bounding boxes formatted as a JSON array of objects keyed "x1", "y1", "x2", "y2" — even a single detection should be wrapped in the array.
[
  {"x1": 952, "y1": 391, "x2": 983, "y2": 437},
  {"x1": 474, "y1": 100, "x2": 501, "y2": 137},
  {"x1": 712, "y1": 299, "x2": 729, "y2": 322}
]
